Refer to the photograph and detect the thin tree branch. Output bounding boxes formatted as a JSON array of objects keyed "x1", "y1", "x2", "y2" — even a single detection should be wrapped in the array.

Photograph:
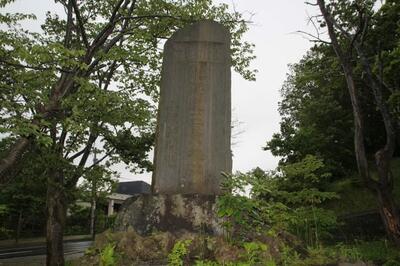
[
  {"x1": 0, "y1": 59, "x2": 72, "y2": 73},
  {"x1": 66, "y1": 133, "x2": 98, "y2": 188},
  {"x1": 118, "y1": 15, "x2": 188, "y2": 22},
  {"x1": 305, "y1": 1, "x2": 318, "y2": 6},
  {"x1": 67, "y1": 147, "x2": 86, "y2": 161},
  {"x1": 71, "y1": 0, "x2": 89, "y2": 48},
  {"x1": 87, "y1": 0, "x2": 127, "y2": 60},
  {"x1": 84, "y1": 149, "x2": 115, "y2": 172},
  {"x1": 63, "y1": 132, "x2": 81, "y2": 158},
  {"x1": 58, "y1": 128, "x2": 68, "y2": 150},
  {"x1": 86, "y1": 0, "x2": 137, "y2": 74},
  {"x1": 64, "y1": 0, "x2": 74, "y2": 48},
  {"x1": 293, "y1": 30, "x2": 331, "y2": 44}
]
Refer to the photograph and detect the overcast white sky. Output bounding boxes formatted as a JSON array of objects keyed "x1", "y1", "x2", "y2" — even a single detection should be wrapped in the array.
[
  {"x1": 219, "y1": 0, "x2": 318, "y2": 172},
  {"x1": 2, "y1": 1, "x2": 318, "y2": 183}
]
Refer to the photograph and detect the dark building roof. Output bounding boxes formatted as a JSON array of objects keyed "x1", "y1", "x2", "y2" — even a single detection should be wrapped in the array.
[{"x1": 115, "y1": 181, "x2": 151, "y2": 195}]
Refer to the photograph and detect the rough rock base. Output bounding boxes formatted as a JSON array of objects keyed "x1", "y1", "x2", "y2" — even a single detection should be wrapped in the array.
[{"x1": 113, "y1": 194, "x2": 223, "y2": 236}]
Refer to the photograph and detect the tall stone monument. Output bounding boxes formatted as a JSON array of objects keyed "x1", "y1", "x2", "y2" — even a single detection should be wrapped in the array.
[
  {"x1": 152, "y1": 20, "x2": 232, "y2": 195},
  {"x1": 115, "y1": 21, "x2": 231, "y2": 236}
]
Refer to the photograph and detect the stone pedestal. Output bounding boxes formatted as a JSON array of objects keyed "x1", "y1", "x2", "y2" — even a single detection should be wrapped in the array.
[
  {"x1": 114, "y1": 194, "x2": 223, "y2": 236},
  {"x1": 152, "y1": 20, "x2": 232, "y2": 195}
]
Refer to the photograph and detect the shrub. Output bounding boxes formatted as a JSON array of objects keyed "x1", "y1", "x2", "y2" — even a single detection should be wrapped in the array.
[
  {"x1": 100, "y1": 243, "x2": 117, "y2": 266},
  {"x1": 168, "y1": 239, "x2": 192, "y2": 266}
]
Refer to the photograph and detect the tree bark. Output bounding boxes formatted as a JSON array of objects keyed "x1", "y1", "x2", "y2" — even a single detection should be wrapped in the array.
[
  {"x1": 0, "y1": 138, "x2": 30, "y2": 185},
  {"x1": 15, "y1": 210, "x2": 23, "y2": 244},
  {"x1": 376, "y1": 185, "x2": 400, "y2": 246},
  {"x1": 90, "y1": 172, "x2": 97, "y2": 240},
  {"x1": 89, "y1": 196, "x2": 96, "y2": 240},
  {"x1": 46, "y1": 120, "x2": 67, "y2": 266},
  {"x1": 46, "y1": 168, "x2": 66, "y2": 266}
]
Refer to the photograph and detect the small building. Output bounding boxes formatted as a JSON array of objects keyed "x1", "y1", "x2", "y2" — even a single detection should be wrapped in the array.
[{"x1": 107, "y1": 181, "x2": 151, "y2": 216}]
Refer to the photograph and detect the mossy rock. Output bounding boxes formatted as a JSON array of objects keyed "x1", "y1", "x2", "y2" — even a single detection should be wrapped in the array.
[
  {"x1": 72, "y1": 229, "x2": 282, "y2": 265},
  {"x1": 114, "y1": 194, "x2": 223, "y2": 236}
]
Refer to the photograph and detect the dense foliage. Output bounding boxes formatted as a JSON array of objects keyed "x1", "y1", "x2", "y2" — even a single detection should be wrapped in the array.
[
  {"x1": 266, "y1": 0, "x2": 400, "y2": 179},
  {"x1": 218, "y1": 157, "x2": 338, "y2": 247}
]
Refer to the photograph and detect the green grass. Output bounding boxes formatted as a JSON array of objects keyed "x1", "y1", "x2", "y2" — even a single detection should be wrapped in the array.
[
  {"x1": 286, "y1": 239, "x2": 400, "y2": 265},
  {"x1": 328, "y1": 239, "x2": 400, "y2": 265}
]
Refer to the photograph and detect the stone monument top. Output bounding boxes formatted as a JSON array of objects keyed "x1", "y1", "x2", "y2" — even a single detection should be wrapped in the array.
[
  {"x1": 152, "y1": 20, "x2": 232, "y2": 195},
  {"x1": 167, "y1": 20, "x2": 229, "y2": 43}
]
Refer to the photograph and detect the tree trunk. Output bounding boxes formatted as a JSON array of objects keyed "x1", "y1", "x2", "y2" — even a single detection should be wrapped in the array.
[
  {"x1": 89, "y1": 196, "x2": 96, "y2": 240},
  {"x1": 0, "y1": 138, "x2": 30, "y2": 185},
  {"x1": 376, "y1": 186, "x2": 400, "y2": 245},
  {"x1": 15, "y1": 210, "x2": 23, "y2": 244},
  {"x1": 46, "y1": 168, "x2": 66, "y2": 266}
]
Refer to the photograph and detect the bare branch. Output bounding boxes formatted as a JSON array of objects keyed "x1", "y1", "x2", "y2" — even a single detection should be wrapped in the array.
[
  {"x1": 84, "y1": 149, "x2": 115, "y2": 172},
  {"x1": 58, "y1": 128, "x2": 68, "y2": 149},
  {"x1": 292, "y1": 30, "x2": 331, "y2": 44},
  {"x1": 305, "y1": 1, "x2": 318, "y2": 6},
  {"x1": 67, "y1": 147, "x2": 86, "y2": 161},
  {"x1": 306, "y1": 12, "x2": 321, "y2": 37},
  {"x1": 119, "y1": 14, "x2": 190, "y2": 22}
]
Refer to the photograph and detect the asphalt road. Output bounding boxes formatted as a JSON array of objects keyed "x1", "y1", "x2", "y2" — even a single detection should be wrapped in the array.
[{"x1": 0, "y1": 240, "x2": 92, "y2": 260}]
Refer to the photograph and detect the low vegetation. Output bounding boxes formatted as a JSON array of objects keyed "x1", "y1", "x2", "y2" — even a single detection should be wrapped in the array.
[{"x1": 73, "y1": 159, "x2": 400, "y2": 265}]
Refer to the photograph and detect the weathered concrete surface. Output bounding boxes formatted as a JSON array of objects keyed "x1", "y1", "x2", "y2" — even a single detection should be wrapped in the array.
[
  {"x1": 114, "y1": 194, "x2": 223, "y2": 236},
  {"x1": 152, "y1": 20, "x2": 232, "y2": 195}
]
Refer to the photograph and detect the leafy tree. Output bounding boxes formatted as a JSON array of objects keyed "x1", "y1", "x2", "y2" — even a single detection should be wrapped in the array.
[
  {"x1": 266, "y1": 0, "x2": 400, "y2": 246},
  {"x1": 265, "y1": 46, "x2": 355, "y2": 177},
  {"x1": 0, "y1": 141, "x2": 47, "y2": 241},
  {"x1": 265, "y1": 43, "x2": 390, "y2": 178},
  {"x1": 0, "y1": 0, "x2": 256, "y2": 264},
  {"x1": 79, "y1": 164, "x2": 117, "y2": 239},
  {"x1": 315, "y1": 0, "x2": 400, "y2": 245},
  {"x1": 0, "y1": 204, "x2": 10, "y2": 239},
  {"x1": 278, "y1": 155, "x2": 332, "y2": 190}
]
